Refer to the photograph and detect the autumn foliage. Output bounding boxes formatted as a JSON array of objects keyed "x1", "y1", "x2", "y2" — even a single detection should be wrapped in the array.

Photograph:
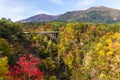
[
  {"x1": 1, "y1": 19, "x2": 120, "y2": 79},
  {"x1": 9, "y1": 54, "x2": 44, "y2": 80}
]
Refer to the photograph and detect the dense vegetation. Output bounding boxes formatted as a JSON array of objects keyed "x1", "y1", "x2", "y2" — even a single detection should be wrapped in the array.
[{"x1": 1, "y1": 18, "x2": 120, "y2": 80}]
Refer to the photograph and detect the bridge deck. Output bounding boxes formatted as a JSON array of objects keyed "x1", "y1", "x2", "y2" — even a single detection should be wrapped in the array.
[{"x1": 23, "y1": 31, "x2": 59, "y2": 34}]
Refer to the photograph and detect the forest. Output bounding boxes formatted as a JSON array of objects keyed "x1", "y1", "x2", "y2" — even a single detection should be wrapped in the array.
[{"x1": 0, "y1": 18, "x2": 120, "y2": 80}]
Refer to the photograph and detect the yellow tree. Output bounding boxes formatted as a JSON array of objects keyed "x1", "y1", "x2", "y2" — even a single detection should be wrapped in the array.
[
  {"x1": 58, "y1": 23, "x2": 84, "y2": 69},
  {"x1": 85, "y1": 32, "x2": 120, "y2": 80},
  {"x1": 0, "y1": 57, "x2": 8, "y2": 79}
]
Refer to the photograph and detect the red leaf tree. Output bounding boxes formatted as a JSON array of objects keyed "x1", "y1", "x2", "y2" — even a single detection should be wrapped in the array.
[{"x1": 9, "y1": 54, "x2": 44, "y2": 80}]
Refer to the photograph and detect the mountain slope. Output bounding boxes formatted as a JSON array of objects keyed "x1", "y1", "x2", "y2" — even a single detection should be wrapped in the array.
[
  {"x1": 58, "y1": 6, "x2": 120, "y2": 23},
  {"x1": 18, "y1": 6, "x2": 120, "y2": 23},
  {"x1": 19, "y1": 14, "x2": 59, "y2": 23}
]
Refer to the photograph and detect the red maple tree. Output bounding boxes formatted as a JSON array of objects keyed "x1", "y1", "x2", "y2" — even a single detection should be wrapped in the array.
[{"x1": 9, "y1": 54, "x2": 44, "y2": 80}]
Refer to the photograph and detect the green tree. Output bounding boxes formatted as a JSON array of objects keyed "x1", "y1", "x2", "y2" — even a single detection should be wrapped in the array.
[
  {"x1": 0, "y1": 19, "x2": 23, "y2": 42},
  {"x1": 0, "y1": 38, "x2": 15, "y2": 65}
]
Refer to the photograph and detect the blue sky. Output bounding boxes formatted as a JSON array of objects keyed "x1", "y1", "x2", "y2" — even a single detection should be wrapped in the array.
[{"x1": 0, "y1": 0, "x2": 120, "y2": 21}]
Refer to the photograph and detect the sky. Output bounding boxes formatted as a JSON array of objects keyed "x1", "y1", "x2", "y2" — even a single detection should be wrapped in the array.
[{"x1": 0, "y1": 0, "x2": 120, "y2": 21}]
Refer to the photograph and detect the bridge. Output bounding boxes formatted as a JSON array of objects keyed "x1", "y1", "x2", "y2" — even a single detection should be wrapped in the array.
[{"x1": 23, "y1": 31, "x2": 59, "y2": 39}]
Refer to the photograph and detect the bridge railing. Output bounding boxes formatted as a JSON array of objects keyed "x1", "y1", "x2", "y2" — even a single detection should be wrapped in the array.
[
  {"x1": 23, "y1": 31, "x2": 59, "y2": 39},
  {"x1": 23, "y1": 31, "x2": 59, "y2": 34}
]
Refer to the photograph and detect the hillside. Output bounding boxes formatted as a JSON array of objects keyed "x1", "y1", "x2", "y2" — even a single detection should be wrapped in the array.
[{"x1": 18, "y1": 6, "x2": 120, "y2": 23}]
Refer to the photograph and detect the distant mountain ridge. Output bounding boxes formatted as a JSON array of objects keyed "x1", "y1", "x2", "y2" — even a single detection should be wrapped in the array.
[
  {"x1": 18, "y1": 6, "x2": 120, "y2": 23},
  {"x1": 19, "y1": 14, "x2": 59, "y2": 23}
]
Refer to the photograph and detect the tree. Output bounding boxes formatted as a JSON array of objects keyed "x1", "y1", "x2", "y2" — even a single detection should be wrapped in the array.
[
  {"x1": 0, "y1": 57, "x2": 8, "y2": 79},
  {"x1": 9, "y1": 54, "x2": 44, "y2": 80},
  {"x1": 0, "y1": 38, "x2": 15, "y2": 66},
  {"x1": 84, "y1": 32, "x2": 120, "y2": 80},
  {"x1": 0, "y1": 38, "x2": 14, "y2": 58},
  {"x1": 0, "y1": 19, "x2": 23, "y2": 42}
]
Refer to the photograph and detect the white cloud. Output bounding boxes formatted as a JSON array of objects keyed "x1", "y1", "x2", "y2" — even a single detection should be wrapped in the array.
[
  {"x1": 50, "y1": 0, "x2": 63, "y2": 5},
  {"x1": 75, "y1": 0, "x2": 96, "y2": 7},
  {"x1": 0, "y1": 0, "x2": 29, "y2": 21},
  {"x1": 34, "y1": 10, "x2": 55, "y2": 15}
]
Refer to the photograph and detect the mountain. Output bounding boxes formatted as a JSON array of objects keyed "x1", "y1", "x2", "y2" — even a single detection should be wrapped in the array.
[
  {"x1": 18, "y1": 6, "x2": 120, "y2": 23},
  {"x1": 19, "y1": 14, "x2": 59, "y2": 23}
]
